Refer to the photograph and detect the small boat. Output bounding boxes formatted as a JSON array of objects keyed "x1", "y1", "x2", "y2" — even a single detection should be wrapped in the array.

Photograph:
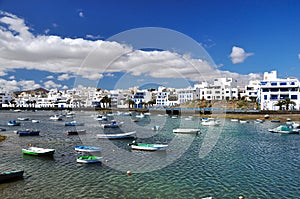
[
  {"x1": 268, "y1": 124, "x2": 300, "y2": 134},
  {"x1": 75, "y1": 145, "x2": 101, "y2": 152},
  {"x1": 255, "y1": 119, "x2": 264, "y2": 123},
  {"x1": 65, "y1": 121, "x2": 84, "y2": 126},
  {"x1": 151, "y1": 125, "x2": 160, "y2": 131},
  {"x1": 231, "y1": 118, "x2": 239, "y2": 122},
  {"x1": 66, "y1": 130, "x2": 86, "y2": 135},
  {"x1": 13, "y1": 109, "x2": 22, "y2": 112},
  {"x1": 264, "y1": 114, "x2": 270, "y2": 119},
  {"x1": 50, "y1": 115, "x2": 63, "y2": 121},
  {"x1": 100, "y1": 121, "x2": 124, "y2": 128},
  {"x1": 97, "y1": 131, "x2": 136, "y2": 139},
  {"x1": 271, "y1": 120, "x2": 281, "y2": 123},
  {"x1": 201, "y1": 118, "x2": 220, "y2": 126},
  {"x1": 76, "y1": 155, "x2": 103, "y2": 164},
  {"x1": 173, "y1": 128, "x2": 201, "y2": 134},
  {"x1": 31, "y1": 119, "x2": 40, "y2": 123},
  {"x1": 95, "y1": 115, "x2": 108, "y2": 121},
  {"x1": 17, "y1": 117, "x2": 29, "y2": 121},
  {"x1": 0, "y1": 170, "x2": 24, "y2": 183},
  {"x1": 136, "y1": 113, "x2": 145, "y2": 118},
  {"x1": 22, "y1": 147, "x2": 55, "y2": 156},
  {"x1": 15, "y1": 129, "x2": 40, "y2": 136},
  {"x1": 144, "y1": 112, "x2": 151, "y2": 116},
  {"x1": 128, "y1": 141, "x2": 168, "y2": 151},
  {"x1": 7, "y1": 120, "x2": 21, "y2": 126},
  {"x1": 0, "y1": 127, "x2": 6, "y2": 131},
  {"x1": 239, "y1": 120, "x2": 249, "y2": 123}
]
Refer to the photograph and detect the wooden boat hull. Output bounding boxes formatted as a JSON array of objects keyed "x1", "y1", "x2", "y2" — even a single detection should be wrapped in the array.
[{"x1": 0, "y1": 170, "x2": 24, "y2": 183}]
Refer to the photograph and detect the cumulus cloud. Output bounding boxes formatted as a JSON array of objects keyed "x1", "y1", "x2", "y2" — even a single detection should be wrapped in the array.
[
  {"x1": 0, "y1": 78, "x2": 41, "y2": 91},
  {"x1": 0, "y1": 11, "x2": 262, "y2": 90},
  {"x1": 9, "y1": 76, "x2": 15, "y2": 79},
  {"x1": 46, "y1": 75, "x2": 54, "y2": 79},
  {"x1": 298, "y1": 54, "x2": 300, "y2": 59},
  {"x1": 229, "y1": 46, "x2": 254, "y2": 64},
  {"x1": 44, "y1": 80, "x2": 61, "y2": 89},
  {"x1": 57, "y1": 73, "x2": 73, "y2": 81}
]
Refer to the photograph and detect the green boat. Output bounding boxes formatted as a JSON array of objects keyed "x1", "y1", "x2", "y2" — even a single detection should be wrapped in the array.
[
  {"x1": 22, "y1": 147, "x2": 55, "y2": 156},
  {"x1": 76, "y1": 155, "x2": 102, "y2": 163}
]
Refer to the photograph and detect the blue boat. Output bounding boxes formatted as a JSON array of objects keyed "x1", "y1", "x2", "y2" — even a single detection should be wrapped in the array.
[
  {"x1": 74, "y1": 145, "x2": 101, "y2": 152},
  {"x1": 15, "y1": 130, "x2": 40, "y2": 136},
  {"x1": 7, "y1": 120, "x2": 21, "y2": 126},
  {"x1": 0, "y1": 170, "x2": 24, "y2": 183},
  {"x1": 65, "y1": 121, "x2": 84, "y2": 126}
]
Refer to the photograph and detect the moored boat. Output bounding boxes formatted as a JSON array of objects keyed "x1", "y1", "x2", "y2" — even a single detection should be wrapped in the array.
[
  {"x1": 128, "y1": 141, "x2": 168, "y2": 151},
  {"x1": 151, "y1": 125, "x2": 160, "y2": 131},
  {"x1": 17, "y1": 117, "x2": 29, "y2": 121},
  {"x1": 201, "y1": 118, "x2": 220, "y2": 126},
  {"x1": 22, "y1": 147, "x2": 55, "y2": 156},
  {"x1": 15, "y1": 129, "x2": 40, "y2": 136},
  {"x1": 66, "y1": 130, "x2": 86, "y2": 135},
  {"x1": 50, "y1": 115, "x2": 63, "y2": 121},
  {"x1": 173, "y1": 128, "x2": 201, "y2": 134},
  {"x1": 7, "y1": 120, "x2": 21, "y2": 126},
  {"x1": 65, "y1": 121, "x2": 84, "y2": 126},
  {"x1": 0, "y1": 170, "x2": 24, "y2": 183},
  {"x1": 97, "y1": 131, "x2": 136, "y2": 139},
  {"x1": 100, "y1": 121, "x2": 123, "y2": 128},
  {"x1": 0, "y1": 127, "x2": 6, "y2": 131},
  {"x1": 268, "y1": 124, "x2": 300, "y2": 134},
  {"x1": 75, "y1": 145, "x2": 101, "y2": 152},
  {"x1": 31, "y1": 119, "x2": 40, "y2": 123},
  {"x1": 76, "y1": 155, "x2": 102, "y2": 163}
]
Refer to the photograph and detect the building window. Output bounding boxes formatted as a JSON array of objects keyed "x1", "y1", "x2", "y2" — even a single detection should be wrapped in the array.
[
  {"x1": 261, "y1": 82, "x2": 267, "y2": 85},
  {"x1": 271, "y1": 82, "x2": 277, "y2": 86},
  {"x1": 264, "y1": 95, "x2": 267, "y2": 100},
  {"x1": 280, "y1": 82, "x2": 287, "y2": 86},
  {"x1": 291, "y1": 95, "x2": 297, "y2": 100},
  {"x1": 290, "y1": 82, "x2": 295, "y2": 85},
  {"x1": 270, "y1": 95, "x2": 278, "y2": 100}
]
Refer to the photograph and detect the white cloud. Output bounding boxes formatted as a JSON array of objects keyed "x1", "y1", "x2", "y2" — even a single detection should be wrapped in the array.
[
  {"x1": 57, "y1": 73, "x2": 73, "y2": 81},
  {"x1": 0, "y1": 78, "x2": 41, "y2": 91},
  {"x1": 229, "y1": 46, "x2": 254, "y2": 64},
  {"x1": 46, "y1": 75, "x2": 54, "y2": 79},
  {"x1": 0, "y1": 70, "x2": 7, "y2": 76},
  {"x1": 0, "y1": 11, "x2": 262, "y2": 89},
  {"x1": 298, "y1": 54, "x2": 300, "y2": 59},
  {"x1": 43, "y1": 80, "x2": 61, "y2": 89},
  {"x1": 86, "y1": 34, "x2": 102, "y2": 40},
  {"x1": 61, "y1": 85, "x2": 68, "y2": 90},
  {"x1": 9, "y1": 75, "x2": 15, "y2": 79}
]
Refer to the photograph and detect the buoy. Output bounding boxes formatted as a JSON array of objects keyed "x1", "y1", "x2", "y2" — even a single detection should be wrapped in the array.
[
  {"x1": 127, "y1": 170, "x2": 131, "y2": 175},
  {"x1": 239, "y1": 196, "x2": 244, "y2": 199}
]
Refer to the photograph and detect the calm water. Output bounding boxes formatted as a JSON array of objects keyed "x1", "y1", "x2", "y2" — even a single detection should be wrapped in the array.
[{"x1": 0, "y1": 110, "x2": 299, "y2": 199}]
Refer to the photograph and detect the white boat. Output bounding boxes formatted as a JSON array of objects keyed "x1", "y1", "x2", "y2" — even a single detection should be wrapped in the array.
[
  {"x1": 264, "y1": 114, "x2": 270, "y2": 119},
  {"x1": 255, "y1": 119, "x2": 264, "y2": 123},
  {"x1": 50, "y1": 115, "x2": 63, "y2": 121},
  {"x1": 95, "y1": 115, "x2": 108, "y2": 121},
  {"x1": 201, "y1": 118, "x2": 220, "y2": 126},
  {"x1": 100, "y1": 121, "x2": 123, "y2": 128},
  {"x1": 151, "y1": 125, "x2": 160, "y2": 131},
  {"x1": 76, "y1": 155, "x2": 103, "y2": 163},
  {"x1": 268, "y1": 124, "x2": 300, "y2": 134},
  {"x1": 136, "y1": 113, "x2": 145, "y2": 118},
  {"x1": 74, "y1": 145, "x2": 101, "y2": 152},
  {"x1": 144, "y1": 112, "x2": 151, "y2": 116},
  {"x1": 31, "y1": 119, "x2": 40, "y2": 123},
  {"x1": 65, "y1": 121, "x2": 84, "y2": 126},
  {"x1": 173, "y1": 128, "x2": 201, "y2": 134},
  {"x1": 231, "y1": 118, "x2": 239, "y2": 122},
  {"x1": 22, "y1": 147, "x2": 55, "y2": 156},
  {"x1": 17, "y1": 117, "x2": 29, "y2": 121},
  {"x1": 239, "y1": 120, "x2": 249, "y2": 123},
  {"x1": 128, "y1": 141, "x2": 168, "y2": 151},
  {"x1": 97, "y1": 131, "x2": 136, "y2": 139}
]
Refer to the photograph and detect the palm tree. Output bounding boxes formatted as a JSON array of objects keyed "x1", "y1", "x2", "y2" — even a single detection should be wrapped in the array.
[
  {"x1": 126, "y1": 99, "x2": 135, "y2": 108},
  {"x1": 283, "y1": 98, "x2": 296, "y2": 111},
  {"x1": 274, "y1": 100, "x2": 284, "y2": 110}
]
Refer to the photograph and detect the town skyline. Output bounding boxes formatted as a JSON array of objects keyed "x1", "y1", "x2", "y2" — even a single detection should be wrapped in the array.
[{"x1": 1, "y1": 1, "x2": 300, "y2": 91}]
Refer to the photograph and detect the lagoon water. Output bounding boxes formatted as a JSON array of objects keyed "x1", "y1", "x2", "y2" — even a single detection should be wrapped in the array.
[{"x1": 0, "y1": 110, "x2": 299, "y2": 199}]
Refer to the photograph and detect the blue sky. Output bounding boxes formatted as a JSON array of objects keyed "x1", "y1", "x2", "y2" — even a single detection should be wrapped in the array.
[{"x1": 0, "y1": 0, "x2": 300, "y2": 91}]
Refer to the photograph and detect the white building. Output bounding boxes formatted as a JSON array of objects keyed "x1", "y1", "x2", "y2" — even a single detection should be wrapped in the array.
[
  {"x1": 260, "y1": 71, "x2": 300, "y2": 110},
  {"x1": 245, "y1": 80, "x2": 261, "y2": 101},
  {"x1": 155, "y1": 86, "x2": 179, "y2": 107},
  {"x1": 133, "y1": 90, "x2": 153, "y2": 108},
  {"x1": 0, "y1": 92, "x2": 12, "y2": 107}
]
